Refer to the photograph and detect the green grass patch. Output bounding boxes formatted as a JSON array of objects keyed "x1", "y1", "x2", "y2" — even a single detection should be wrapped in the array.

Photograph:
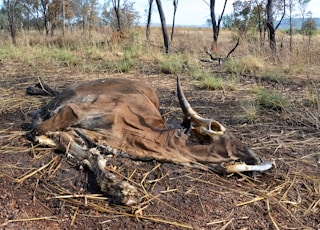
[
  {"x1": 157, "y1": 58, "x2": 181, "y2": 74},
  {"x1": 155, "y1": 54, "x2": 190, "y2": 74},
  {"x1": 0, "y1": 45, "x2": 21, "y2": 60},
  {"x1": 103, "y1": 58, "x2": 135, "y2": 73},
  {"x1": 201, "y1": 76, "x2": 228, "y2": 90},
  {"x1": 49, "y1": 48, "x2": 82, "y2": 66},
  {"x1": 260, "y1": 69, "x2": 291, "y2": 84},
  {"x1": 252, "y1": 87, "x2": 290, "y2": 110},
  {"x1": 189, "y1": 65, "x2": 235, "y2": 90},
  {"x1": 102, "y1": 46, "x2": 139, "y2": 73},
  {"x1": 188, "y1": 65, "x2": 209, "y2": 81},
  {"x1": 226, "y1": 56, "x2": 264, "y2": 75},
  {"x1": 225, "y1": 58, "x2": 244, "y2": 75}
]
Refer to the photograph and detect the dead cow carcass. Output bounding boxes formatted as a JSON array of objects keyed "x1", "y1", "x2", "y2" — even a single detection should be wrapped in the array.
[{"x1": 26, "y1": 77, "x2": 272, "y2": 205}]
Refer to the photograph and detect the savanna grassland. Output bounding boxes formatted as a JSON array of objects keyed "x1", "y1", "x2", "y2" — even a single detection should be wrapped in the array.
[{"x1": 0, "y1": 27, "x2": 319, "y2": 229}]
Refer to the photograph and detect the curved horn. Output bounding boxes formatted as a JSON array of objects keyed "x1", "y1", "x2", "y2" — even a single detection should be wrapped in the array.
[{"x1": 176, "y1": 77, "x2": 226, "y2": 139}]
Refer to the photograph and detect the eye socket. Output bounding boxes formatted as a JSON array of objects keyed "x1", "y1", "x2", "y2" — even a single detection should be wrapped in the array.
[
  {"x1": 211, "y1": 121, "x2": 224, "y2": 132},
  {"x1": 189, "y1": 128, "x2": 212, "y2": 144}
]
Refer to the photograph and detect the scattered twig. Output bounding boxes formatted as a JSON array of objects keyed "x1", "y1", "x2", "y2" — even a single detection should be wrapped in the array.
[{"x1": 1, "y1": 216, "x2": 59, "y2": 227}]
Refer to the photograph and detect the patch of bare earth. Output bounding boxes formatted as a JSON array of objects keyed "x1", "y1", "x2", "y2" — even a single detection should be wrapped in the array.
[{"x1": 0, "y1": 63, "x2": 319, "y2": 229}]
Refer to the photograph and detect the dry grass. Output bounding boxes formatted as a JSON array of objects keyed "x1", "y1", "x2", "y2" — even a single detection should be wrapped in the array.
[
  {"x1": 1, "y1": 27, "x2": 320, "y2": 77},
  {"x1": 0, "y1": 27, "x2": 319, "y2": 229}
]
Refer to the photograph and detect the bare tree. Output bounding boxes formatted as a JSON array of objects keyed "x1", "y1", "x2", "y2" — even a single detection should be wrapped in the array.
[
  {"x1": 298, "y1": 0, "x2": 310, "y2": 31},
  {"x1": 209, "y1": 0, "x2": 228, "y2": 53},
  {"x1": 146, "y1": 0, "x2": 153, "y2": 41},
  {"x1": 4, "y1": 0, "x2": 18, "y2": 45},
  {"x1": 288, "y1": 0, "x2": 297, "y2": 52},
  {"x1": 170, "y1": 0, "x2": 178, "y2": 42},
  {"x1": 111, "y1": 0, "x2": 121, "y2": 31},
  {"x1": 155, "y1": 0, "x2": 169, "y2": 53}
]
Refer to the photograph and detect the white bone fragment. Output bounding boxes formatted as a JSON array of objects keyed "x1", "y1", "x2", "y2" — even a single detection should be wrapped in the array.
[
  {"x1": 35, "y1": 135, "x2": 56, "y2": 147},
  {"x1": 226, "y1": 161, "x2": 273, "y2": 173}
]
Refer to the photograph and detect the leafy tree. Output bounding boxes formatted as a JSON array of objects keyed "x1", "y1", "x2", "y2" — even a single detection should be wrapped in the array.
[
  {"x1": 252, "y1": 0, "x2": 265, "y2": 47},
  {"x1": 0, "y1": 8, "x2": 7, "y2": 30},
  {"x1": 230, "y1": 1, "x2": 265, "y2": 46},
  {"x1": 301, "y1": 15, "x2": 316, "y2": 45},
  {"x1": 302, "y1": 17, "x2": 316, "y2": 35},
  {"x1": 233, "y1": 0, "x2": 255, "y2": 38},
  {"x1": 102, "y1": 0, "x2": 139, "y2": 31},
  {"x1": 206, "y1": 18, "x2": 212, "y2": 27},
  {"x1": 47, "y1": 0, "x2": 73, "y2": 36},
  {"x1": 3, "y1": 0, "x2": 24, "y2": 45},
  {"x1": 20, "y1": 0, "x2": 45, "y2": 32},
  {"x1": 71, "y1": 0, "x2": 99, "y2": 32}
]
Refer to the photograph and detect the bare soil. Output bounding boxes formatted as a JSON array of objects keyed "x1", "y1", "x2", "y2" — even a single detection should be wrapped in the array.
[{"x1": 0, "y1": 62, "x2": 319, "y2": 229}]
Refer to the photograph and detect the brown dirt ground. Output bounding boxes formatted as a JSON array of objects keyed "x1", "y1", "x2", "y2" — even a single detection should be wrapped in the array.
[{"x1": 0, "y1": 62, "x2": 319, "y2": 229}]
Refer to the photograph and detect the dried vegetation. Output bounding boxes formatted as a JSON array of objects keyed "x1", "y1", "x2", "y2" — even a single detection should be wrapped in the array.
[{"x1": 0, "y1": 27, "x2": 319, "y2": 229}]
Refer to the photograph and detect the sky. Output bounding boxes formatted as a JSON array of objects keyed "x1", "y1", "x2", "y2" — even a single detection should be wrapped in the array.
[{"x1": 134, "y1": 0, "x2": 320, "y2": 26}]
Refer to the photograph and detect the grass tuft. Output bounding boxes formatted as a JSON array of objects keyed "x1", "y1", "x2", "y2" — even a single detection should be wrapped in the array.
[
  {"x1": 155, "y1": 53, "x2": 190, "y2": 74},
  {"x1": 260, "y1": 69, "x2": 291, "y2": 84},
  {"x1": 50, "y1": 48, "x2": 82, "y2": 66},
  {"x1": 252, "y1": 87, "x2": 290, "y2": 110},
  {"x1": 304, "y1": 88, "x2": 320, "y2": 108},
  {"x1": 226, "y1": 56, "x2": 264, "y2": 75},
  {"x1": 241, "y1": 101, "x2": 259, "y2": 122},
  {"x1": 189, "y1": 66, "x2": 235, "y2": 90},
  {"x1": 201, "y1": 76, "x2": 235, "y2": 90}
]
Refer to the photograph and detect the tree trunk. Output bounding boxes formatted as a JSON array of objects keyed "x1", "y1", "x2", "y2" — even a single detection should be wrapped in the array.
[
  {"x1": 112, "y1": 0, "x2": 121, "y2": 31},
  {"x1": 289, "y1": 2, "x2": 293, "y2": 52},
  {"x1": 267, "y1": 23, "x2": 276, "y2": 51},
  {"x1": 62, "y1": 0, "x2": 65, "y2": 36},
  {"x1": 266, "y1": 0, "x2": 276, "y2": 51},
  {"x1": 170, "y1": 0, "x2": 178, "y2": 42},
  {"x1": 5, "y1": 0, "x2": 17, "y2": 45},
  {"x1": 40, "y1": 0, "x2": 50, "y2": 35},
  {"x1": 155, "y1": 0, "x2": 169, "y2": 53},
  {"x1": 255, "y1": 2, "x2": 264, "y2": 47},
  {"x1": 210, "y1": 0, "x2": 227, "y2": 53},
  {"x1": 210, "y1": 0, "x2": 218, "y2": 52},
  {"x1": 146, "y1": 0, "x2": 153, "y2": 42}
]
